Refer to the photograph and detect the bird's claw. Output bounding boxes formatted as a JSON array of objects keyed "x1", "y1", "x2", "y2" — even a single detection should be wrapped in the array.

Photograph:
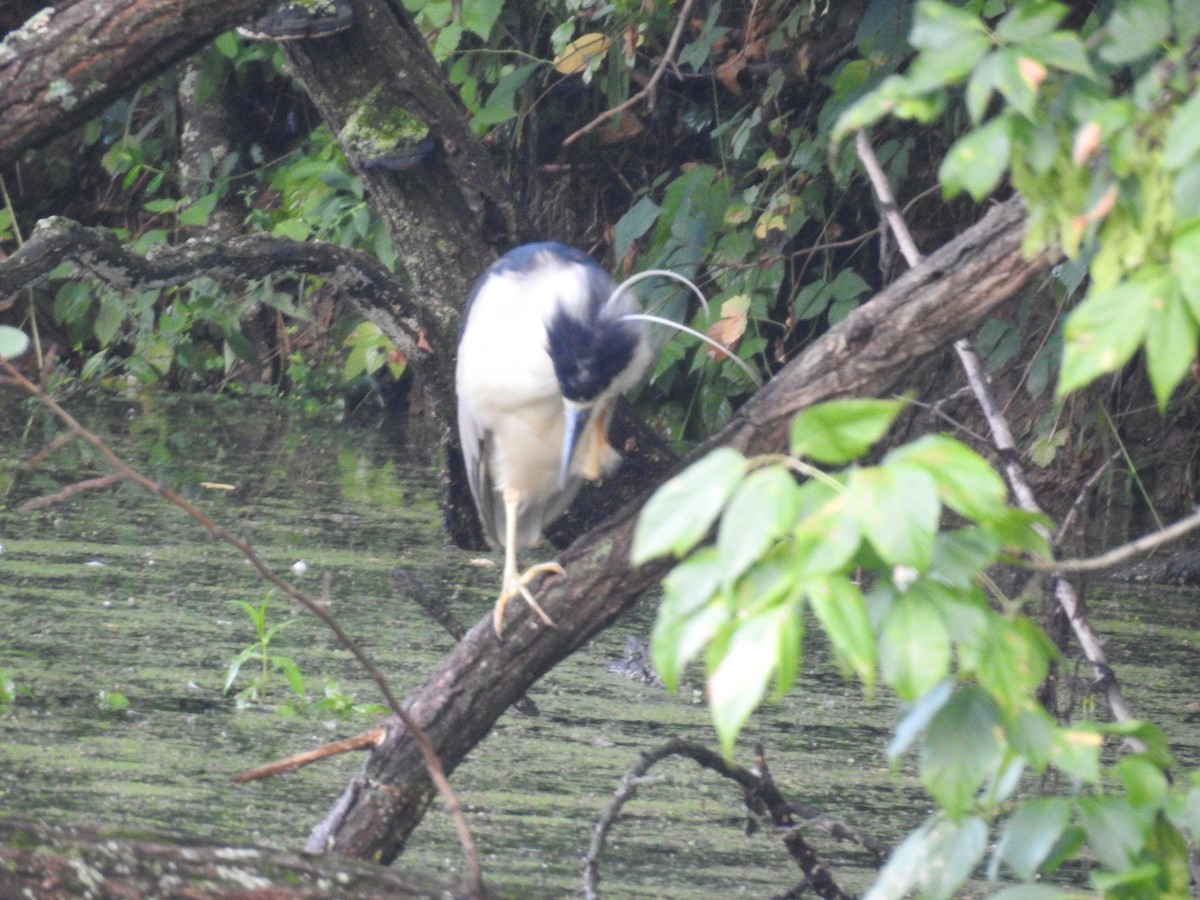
[{"x1": 493, "y1": 562, "x2": 565, "y2": 635}]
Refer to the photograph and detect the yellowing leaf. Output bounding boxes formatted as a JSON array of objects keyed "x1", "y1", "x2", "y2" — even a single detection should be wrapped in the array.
[
  {"x1": 754, "y1": 212, "x2": 787, "y2": 240},
  {"x1": 706, "y1": 294, "x2": 750, "y2": 360},
  {"x1": 553, "y1": 33, "x2": 611, "y2": 75}
]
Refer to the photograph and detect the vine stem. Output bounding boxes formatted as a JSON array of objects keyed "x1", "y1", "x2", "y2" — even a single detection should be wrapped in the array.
[{"x1": 1, "y1": 358, "x2": 486, "y2": 898}]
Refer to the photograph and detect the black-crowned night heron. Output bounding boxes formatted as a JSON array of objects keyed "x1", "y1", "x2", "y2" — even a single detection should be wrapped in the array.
[{"x1": 456, "y1": 242, "x2": 653, "y2": 635}]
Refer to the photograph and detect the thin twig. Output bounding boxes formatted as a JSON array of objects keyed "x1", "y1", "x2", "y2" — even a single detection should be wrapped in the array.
[
  {"x1": 234, "y1": 727, "x2": 387, "y2": 783},
  {"x1": 1043, "y1": 506, "x2": 1200, "y2": 574},
  {"x1": 1055, "y1": 451, "x2": 1120, "y2": 544},
  {"x1": 562, "y1": 0, "x2": 699, "y2": 147},
  {"x1": 18, "y1": 474, "x2": 120, "y2": 511},
  {"x1": 1, "y1": 361, "x2": 486, "y2": 898}
]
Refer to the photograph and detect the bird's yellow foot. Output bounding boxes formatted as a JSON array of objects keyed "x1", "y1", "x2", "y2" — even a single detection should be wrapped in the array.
[{"x1": 494, "y1": 562, "x2": 564, "y2": 635}]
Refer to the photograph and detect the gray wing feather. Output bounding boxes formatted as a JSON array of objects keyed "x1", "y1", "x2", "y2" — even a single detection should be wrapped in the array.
[{"x1": 457, "y1": 392, "x2": 502, "y2": 548}]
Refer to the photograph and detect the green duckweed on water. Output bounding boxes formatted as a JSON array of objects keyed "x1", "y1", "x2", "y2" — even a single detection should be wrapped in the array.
[{"x1": 1, "y1": 394, "x2": 1198, "y2": 896}]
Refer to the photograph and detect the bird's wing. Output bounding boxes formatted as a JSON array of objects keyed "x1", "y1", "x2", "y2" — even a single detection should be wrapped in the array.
[{"x1": 457, "y1": 392, "x2": 502, "y2": 548}]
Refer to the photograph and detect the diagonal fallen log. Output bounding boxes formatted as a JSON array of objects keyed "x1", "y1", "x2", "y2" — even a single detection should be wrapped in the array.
[{"x1": 307, "y1": 194, "x2": 1059, "y2": 862}]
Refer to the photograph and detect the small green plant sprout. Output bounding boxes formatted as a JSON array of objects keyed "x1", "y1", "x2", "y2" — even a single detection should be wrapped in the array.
[
  {"x1": 96, "y1": 690, "x2": 130, "y2": 712},
  {"x1": 0, "y1": 666, "x2": 15, "y2": 708},
  {"x1": 312, "y1": 676, "x2": 389, "y2": 719},
  {"x1": 224, "y1": 595, "x2": 306, "y2": 709},
  {"x1": 633, "y1": 398, "x2": 1200, "y2": 894}
]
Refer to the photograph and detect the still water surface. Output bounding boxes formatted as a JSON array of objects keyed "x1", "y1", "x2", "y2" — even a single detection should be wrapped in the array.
[{"x1": 1, "y1": 395, "x2": 1197, "y2": 896}]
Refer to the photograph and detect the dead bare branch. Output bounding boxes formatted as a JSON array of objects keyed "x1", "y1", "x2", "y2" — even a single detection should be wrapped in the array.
[
  {"x1": 234, "y1": 728, "x2": 388, "y2": 784},
  {"x1": 583, "y1": 738, "x2": 860, "y2": 900},
  {"x1": 17, "y1": 474, "x2": 120, "y2": 511}
]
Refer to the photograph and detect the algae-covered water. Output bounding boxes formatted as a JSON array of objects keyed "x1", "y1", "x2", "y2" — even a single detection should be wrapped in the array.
[{"x1": 1, "y1": 393, "x2": 1198, "y2": 897}]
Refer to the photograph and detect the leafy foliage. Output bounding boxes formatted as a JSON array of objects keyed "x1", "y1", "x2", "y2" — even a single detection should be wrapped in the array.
[
  {"x1": 835, "y1": 0, "x2": 1200, "y2": 408},
  {"x1": 635, "y1": 398, "x2": 1198, "y2": 894}
]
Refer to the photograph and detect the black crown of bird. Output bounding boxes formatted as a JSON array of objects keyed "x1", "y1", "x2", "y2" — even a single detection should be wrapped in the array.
[{"x1": 455, "y1": 242, "x2": 760, "y2": 635}]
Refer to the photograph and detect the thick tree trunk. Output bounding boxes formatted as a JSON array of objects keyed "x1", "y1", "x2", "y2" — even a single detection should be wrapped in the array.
[
  {"x1": 277, "y1": 0, "x2": 532, "y2": 400},
  {"x1": 0, "y1": 0, "x2": 276, "y2": 170},
  {"x1": 306, "y1": 195, "x2": 1058, "y2": 862}
]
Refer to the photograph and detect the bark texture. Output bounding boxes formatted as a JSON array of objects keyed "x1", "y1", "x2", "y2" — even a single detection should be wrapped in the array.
[
  {"x1": 0, "y1": 0, "x2": 276, "y2": 169},
  {"x1": 307, "y1": 195, "x2": 1058, "y2": 862},
  {"x1": 0, "y1": 817, "x2": 461, "y2": 898}
]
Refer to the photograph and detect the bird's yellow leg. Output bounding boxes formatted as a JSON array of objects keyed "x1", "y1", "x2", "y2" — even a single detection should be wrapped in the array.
[{"x1": 494, "y1": 487, "x2": 564, "y2": 635}]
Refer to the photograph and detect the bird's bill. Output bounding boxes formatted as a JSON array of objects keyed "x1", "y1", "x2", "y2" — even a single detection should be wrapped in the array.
[{"x1": 561, "y1": 403, "x2": 592, "y2": 487}]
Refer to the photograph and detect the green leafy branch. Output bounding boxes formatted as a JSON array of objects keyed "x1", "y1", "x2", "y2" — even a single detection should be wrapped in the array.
[
  {"x1": 633, "y1": 397, "x2": 1199, "y2": 895},
  {"x1": 834, "y1": 0, "x2": 1200, "y2": 408}
]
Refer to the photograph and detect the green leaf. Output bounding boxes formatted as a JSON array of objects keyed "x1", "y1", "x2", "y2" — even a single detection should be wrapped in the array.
[
  {"x1": 909, "y1": 0, "x2": 987, "y2": 50},
  {"x1": 707, "y1": 605, "x2": 790, "y2": 757},
  {"x1": 995, "y1": 1, "x2": 1067, "y2": 42},
  {"x1": 142, "y1": 197, "x2": 180, "y2": 214},
  {"x1": 991, "y1": 797, "x2": 1072, "y2": 880},
  {"x1": 1049, "y1": 727, "x2": 1102, "y2": 783},
  {"x1": 904, "y1": 33, "x2": 991, "y2": 93},
  {"x1": 178, "y1": 193, "x2": 218, "y2": 227},
  {"x1": 1145, "y1": 278, "x2": 1197, "y2": 407},
  {"x1": 94, "y1": 294, "x2": 125, "y2": 347},
  {"x1": 472, "y1": 63, "x2": 540, "y2": 127},
  {"x1": 1166, "y1": 784, "x2": 1200, "y2": 836},
  {"x1": 848, "y1": 465, "x2": 940, "y2": 569},
  {"x1": 1115, "y1": 755, "x2": 1169, "y2": 808},
  {"x1": 97, "y1": 690, "x2": 130, "y2": 711},
  {"x1": 867, "y1": 814, "x2": 988, "y2": 900},
  {"x1": 790, "y1": 398, "x2": 904, "y2": 464},
  {"x1": 1164, "y1": 90, "x2": 1200, "y2": 170},
  {"x1": 920, "y1": 686, "x2": 1002, "y2": 816},
  {"x1": 888, "y1": 679, "x2": 953, "y2": 760},
  {"x1": 1077, "y1": 796, "x2": 1145, "y2": 870},
  {"x1": 939, "y1": 116, "x2": 1012, "y2": 201},
  {"x1": 273, "y1": 217, "x2": 311, "y2": 241},
  {"x1": 1058, "y1": 276, "x2": 1155, "y2": 397},
  {"x1": 792, "y1": 488, "x2": 862, "y2": 575},
  {"x1": 717, "y1": 466, "x2": 800, "y2": 589},
  {"x1": 633, "y1": 447, "x2": 747, "y2": 562},
  {"x1": 223, "y1": 645, "x2": 258, "y2": 693},
  {"x1": 975, "y1": 618, "x2": 1053, "y2": 712},
  {"x1": 0, "y1": 325, "x2": 30, "y2": 360},
  {"x1": 1022, "y1": 31, "x2": 1094, "y2": 76},
  {"x1": 651, "y1": 549, "x2": 725, "y2": 691},
  {"x1": 832, "y1": 78, "x2": 906, "y2": 142},
  {"x1": 965, "y1": 52, "x2": 1002, "y2": 123},
  {"x1": 1099, "y1": 0, "x2": 1171, "y2": 65},
  {"x1": 1178, "y1": 0, "x2": 1200, "y2": 43},
  {"x1": 214, "y1": 30, "x2": 240, "y2": 58},
  {"x1": 885, "y1": 435, "x2": 1007, "y2": 521},
  {"x1": 806, "y1": 575, "x2": 875, "y2": 691},
  {"x1": 274, "y1": 654, "x2": 306, "y2": 699},
  {"x1": 614, "y1": 196, "x2": 662, "y2": 263},
  {"x1": 1171, "y1": 219, "x2": 1200, "y2": 310},
  {"x1": 879, "y1": 592, "x2": 951, "y2": 701},
  {"x1": 929, "y1": 529, "x2": 1000, "y2": 588},
  {"x1": 772, "y1": 600, "x2": 804, "y2": 701},
  {"x1": 460, "y1": 0, "x2": 502, "y2": 39}
]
